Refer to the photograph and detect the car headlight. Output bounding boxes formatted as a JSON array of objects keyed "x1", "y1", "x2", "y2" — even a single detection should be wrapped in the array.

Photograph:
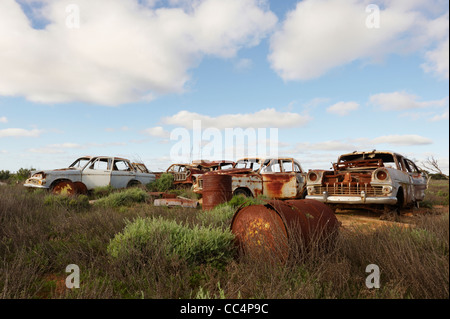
[
  {"x1": 382, "y1": 186, "x2": 392, "y2": 194},
  {"x1": 308, "y1": 171, "x2": 320, "y2": 183},
  {"x1": 375, "y1": 169, "x2": 389, "y2": 181}
]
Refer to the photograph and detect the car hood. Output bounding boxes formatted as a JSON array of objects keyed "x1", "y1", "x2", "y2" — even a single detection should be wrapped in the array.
[{"x1": 32, "y1": 167, "x2": 82, "y2": 177}]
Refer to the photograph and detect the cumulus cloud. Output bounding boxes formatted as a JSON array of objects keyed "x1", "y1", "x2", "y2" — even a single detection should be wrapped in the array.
[
  {"x1": 369, "y1": 91, "x2": 448, "y2": 111},
  {"x1": 28, "y1": 142, "x2": 82, "y2": 154},
  {"x1": 326, "y1": 101, "x2": 359, "y2": 116},
  {"x1": 0, "y1": 0, "x2": 277, "y2": 105},
  {"x1": 295, "y1": 140, "x2": 357, "y2": 152},
  {"x1": 293, "y1": 134, "x2": 433, "y2": 153},
  {"x1": 161, "y1": 108, "x2": 312, "y2": 129},
  {"x1": 429, "y1": 107, "x2": 449, "y2": 122},
  {"x1": 141, "y1": 126, "x2": 170, "y2": 138},
  {"x1": 370, "y1": 134, "x2": 433, "y2": 146},
  {"x1": 0, "y1": 128, "x2": 42, "y2": 138},
  {"x1": 422, "y1": 37, "x2": 450, "y2": 79},
  {"x1": 268, "y1": 0, "x2": 449, "y2": 80}
]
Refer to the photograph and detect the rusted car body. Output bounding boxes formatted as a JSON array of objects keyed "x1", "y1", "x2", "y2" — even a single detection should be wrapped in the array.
[
  {"x1": 159, "y1": 160, "x2": 235, "y2": 187},
  {"x1": 194, "y1": 157, "x2": 307, "y2": 199},
  {"x1": 305, "y1": 150, "x2": 427, "y2": 211},
  {"x1": 24, "y1": 156, "x2": 155, "y2": 194}
]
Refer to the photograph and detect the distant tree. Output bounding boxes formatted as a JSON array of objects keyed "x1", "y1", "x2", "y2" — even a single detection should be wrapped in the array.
[
  {"x1": 14, "y1": 168, "x2": 35, "y2": 181},
  {"x1": 0, "y1": 170, "x2": 11, "y2": 181},
  {"x1": 421, "y1": 156, "x2": 449, "y2": 180}
]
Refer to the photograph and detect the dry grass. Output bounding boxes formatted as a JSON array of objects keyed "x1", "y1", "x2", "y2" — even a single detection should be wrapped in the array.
[{"x1": 0, "y1": 182, "x2": 448, "y2": 299}]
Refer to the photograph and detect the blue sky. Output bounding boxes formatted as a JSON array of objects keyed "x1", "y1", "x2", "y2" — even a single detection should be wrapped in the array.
[{"x1": 0, "y1": 0, "x2": 448, "y2": 173}]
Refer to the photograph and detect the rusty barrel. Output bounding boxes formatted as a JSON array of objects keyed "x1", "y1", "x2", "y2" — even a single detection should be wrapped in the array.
[
  {"x1": 202, "y1": 172, "x2": 232, "y2": 210},
  {"x1": 230, "y1": 199, "x2": 339, "y2": 261}
]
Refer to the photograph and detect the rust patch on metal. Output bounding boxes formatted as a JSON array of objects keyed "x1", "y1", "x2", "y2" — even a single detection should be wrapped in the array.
[
  {"x1": 231, "y1": 204, "x2": 289, "y2": 261},
  {"x1": 231, "y1": 199, "x2": 340, "y2": 262},
  {"x1": 73, "y1": 182, "x2": 88, "y2": 195},
  {"x1": 52, "y1": 180, "x2": 76, "y2": 196},
  {"x1": 202, "y1": 173, "x2": 232, "y2": 210}
]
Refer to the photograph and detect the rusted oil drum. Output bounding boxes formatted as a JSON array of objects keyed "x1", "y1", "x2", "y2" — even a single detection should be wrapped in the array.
[
  {"x1": 202, "y1": 173, "x2": 232, "y2": 210},
  {"x1": 230, "y1": 199, "x2": 339, "y2": 261},
  {"x1": 51, "y1": 180, "x2": 77, "y2": 196}
]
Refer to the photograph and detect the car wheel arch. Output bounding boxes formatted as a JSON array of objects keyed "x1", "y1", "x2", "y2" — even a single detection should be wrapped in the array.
[
  {"x1": 127, "y1": 180, "x2": 142, "y2": 188},
  {"x1": 233, "y1": 187, "x2": 253, "y2": 197}
]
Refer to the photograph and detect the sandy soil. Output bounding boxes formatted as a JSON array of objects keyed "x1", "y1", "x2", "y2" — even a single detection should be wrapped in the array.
[{"x1": 335, "y1": 205, "x2": 449, "y2": 232}]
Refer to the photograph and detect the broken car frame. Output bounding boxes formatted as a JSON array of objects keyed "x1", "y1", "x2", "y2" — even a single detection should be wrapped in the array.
[
  {"x1": 193, "y1": 157, "x2": 307, "y2": 199},
  {"x1": 305, "y1": 150, "x2": 428, "y2": 212},
  {"x1": 24, "y1": 156, "x2": 155, "y2": 195}
]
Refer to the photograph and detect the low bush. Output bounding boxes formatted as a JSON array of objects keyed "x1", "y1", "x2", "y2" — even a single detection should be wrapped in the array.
[
  {"x1": 0, "y1": 170, "x2": 11, "y2": 181},
  {"x1": 43, "y1": 194, "x2": 90, "y2": 211},
  {"x1": 108, "y1": 217, "x2": 236, "y2": 268},
  {"x1": 197, "y1": 205, "x2": 235, "y2": 229},
  {"x1": 91, "y1": 185, "x2": 114, "y2": 199},
  {"x1": 14, "y1": 167, "x2": 35, "y2": 181},
  {"x1": 93, "y1": 188, "x2": 149, "y2": 208},
  {"x1": 227, "y1": 194, "x2": 268, "y2": 208},
  {"x1": 146, "y1": 173, "x2": 174, "y2": 192}
]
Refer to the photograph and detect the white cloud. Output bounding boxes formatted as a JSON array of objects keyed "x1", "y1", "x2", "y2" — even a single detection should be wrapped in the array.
[
  {"x1": 422, "y1": 37, "x2": 450, "y2": 79},
  {"x1": 142, "y1": 126, "x2": 170, "y2": 138},
  {"x1": 370, "y1": 134, "x2": 433, "y2": 146},
  {"x1": 105, "y1": 126, "x2": 130, "y2": 132},
  {"x1": 326, "y1": 101, "x2": 359, "y2": 116},
  {"x1": 429, "y1": 107, "x2": 449, "y2": 122},
  {"x1": 295, "y1": 140, "x2": 357, "y2": 152},
  {"x1": 28, "y1": 147, "x2": 65, "y2": 154},
  {"x1": 0, "y1": 128, "x2": 42, "y2": 138},
  {"x1": 48, "y1": 143, "x2": 82, "y2": 149},
  {"x1": 0, "y1": 116, "x2": 7, "y2": 123},
  {"x1": 293, "y1": 134, "x2": 433, "y2": 153},
  {"x1": 28, "y1": 142, "x2": 82, "y2": 154},
  {"x1": 0, "y1": 0, "x2": 277, "y2": 105},
  {"x1": 268, "y1": 0, "x2": 449, "y2": 81},
  {"x1": 161, "y1": 108, "x2": 312, "y2": 129},
  {"x1": 28, "y1": 141, "x2": 127, "y2": 154},
  {"x1": 233, "y1": 58, "x2": 253, "y2": 71},
  {"x1": 369, "y1": 91, "x2": 448, "y2": 111}
]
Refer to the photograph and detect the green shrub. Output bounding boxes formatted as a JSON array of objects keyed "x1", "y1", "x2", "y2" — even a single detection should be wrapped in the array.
[
  {"x1": 93, "y1": 188, "x2": 149, "y2": 208},
  {"x1": 43, "y1": 194, "x2": 90, "y2": 211},
  {"x1": 14, "y1": 168, "x2": 35, "y2": 181},
  {"x1": 108, "y1": 217, "x2": 235, "y2": 268},
  {"x1": 197, "y1": 205, "x2": 236, "y2": 229},
  {"x1": 226, "y1": 194, "x2": 269, "y2": 208},
  {"x1": 197, "y1": 195, "x2": 270, "y2": 228},
  {"x1": 146, "y1": 173, "x2": 174, "y2": 192},
  {"x1": 91, "y1": 185, "x2": 114, "y2": 199},
  {"x1": 0, "y1": 170, "x2": 11, "y2": 181}
]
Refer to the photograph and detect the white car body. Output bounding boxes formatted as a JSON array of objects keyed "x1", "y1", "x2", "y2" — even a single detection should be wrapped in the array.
[
  {"x1": 306, "y1": 150, "x2": 428, "y2": 210},
  {"x1": 24, "y1": 156, "x2": 155, "y2": 193}
]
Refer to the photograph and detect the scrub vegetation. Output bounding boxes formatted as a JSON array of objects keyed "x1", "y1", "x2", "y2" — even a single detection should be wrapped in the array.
[{"x1": 0, "y1": 180, "x2": 448, "y2": 299}]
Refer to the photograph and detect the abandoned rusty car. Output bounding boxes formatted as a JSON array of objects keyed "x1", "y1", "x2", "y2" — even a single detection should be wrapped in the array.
[
  {"x1": 24, "y1": 156, "x2": 156, "y2": 195},
  {"x1": 305, "y1": 150, "x2": 427, "y2": 212},
  {"x1": 193, "y1": 157, "x2": 307, "y2": 199},
  {"x1": 158, "y1": 160, "x2": 235, "y2": 188}
]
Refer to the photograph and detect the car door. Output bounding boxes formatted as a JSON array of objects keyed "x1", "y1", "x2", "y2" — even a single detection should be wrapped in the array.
[
  {"x1": 110, "y1": 158, "x2": 135, "y2": 189},
  {"x1": 82, "y1": 157, "x2": 112, "y2": 190},
  {"x1": 404, "y1": 158, "x2": 427, "y2": 201},
  {"x1": 293, "y1": 161, "x2": 306, "y2": 197},
  {"x1": 261, "y1": 159, "x2": 298, "y2": 199}
]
